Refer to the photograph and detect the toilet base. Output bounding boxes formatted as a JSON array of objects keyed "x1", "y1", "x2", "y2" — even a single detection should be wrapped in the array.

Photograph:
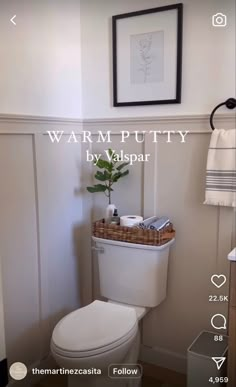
[{"x1": 68, "y1": 331, "x2": 141, "y2": 387}]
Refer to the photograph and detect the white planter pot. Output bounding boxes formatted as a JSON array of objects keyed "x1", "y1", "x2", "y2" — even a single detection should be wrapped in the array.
[{"x1": 105, "y1": 204, "x2": 116, "y2": 221}]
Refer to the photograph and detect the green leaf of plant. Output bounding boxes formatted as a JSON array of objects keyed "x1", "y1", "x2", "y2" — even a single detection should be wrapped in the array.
[
  {"x1": 95, "y1": 170, "x2": 110, "y2": 181},
  {"x1": 120, "y1": 169, "x2": 129, "y2": 177},
  {"x1": 95, "y1": 158, "x2": 113, "y2": 171},
  {"x1": 87, "y1": 184, "x2": 107, "y2": 193},
  {"x1": 89, "y1": 150, "x2": 129, "y2": 202},
  {"x1": 111, "y1": 172, "x2": 122, "y2": 182},
  {"x1": 116, "y1": 162, "x2": 130, "y2": 171},
  {"x1": 112, "y1": 169, "x2": 129, "y2": 182}
]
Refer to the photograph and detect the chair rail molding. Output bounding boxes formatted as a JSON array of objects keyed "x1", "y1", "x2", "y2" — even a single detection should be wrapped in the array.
[{"x1": 0, "y1": 113, "x2": 235, "y2": 134}]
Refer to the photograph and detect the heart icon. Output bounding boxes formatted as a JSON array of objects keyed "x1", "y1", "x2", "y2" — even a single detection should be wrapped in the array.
[{"x1": 211, "y1": 274, "x2": 227, "y2": 288}]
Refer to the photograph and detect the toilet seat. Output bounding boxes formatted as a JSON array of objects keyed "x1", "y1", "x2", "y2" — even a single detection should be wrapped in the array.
[{"x1": 51, "y1": 300, "x2": 138, "y2": 358}]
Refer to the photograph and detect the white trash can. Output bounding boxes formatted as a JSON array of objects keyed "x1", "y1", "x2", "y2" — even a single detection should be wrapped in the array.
[{"x1": 187, "y1": 331, "x2": 228, "y2": 387}]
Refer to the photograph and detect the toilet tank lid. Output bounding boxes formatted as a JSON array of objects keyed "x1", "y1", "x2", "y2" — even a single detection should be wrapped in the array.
[
  {"x1": 52, "y1": 300, "x2": 137, "y2": 353},
  {"x1": 92, "y1": 236, "x2": 175, "y2": 250},
  {"x1": 108, "y1": 300, "x2": 149, "y2": 320}
]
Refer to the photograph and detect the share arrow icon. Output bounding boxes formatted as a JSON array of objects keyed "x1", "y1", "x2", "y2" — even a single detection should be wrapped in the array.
[{"x1": 212, "y1": 357, "x2": 226, "y2": 370}]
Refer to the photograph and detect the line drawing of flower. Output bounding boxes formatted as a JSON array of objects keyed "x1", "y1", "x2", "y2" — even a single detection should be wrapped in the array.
[{"x1": 138, "y1": 34, "x2": 154, "y2": 82}]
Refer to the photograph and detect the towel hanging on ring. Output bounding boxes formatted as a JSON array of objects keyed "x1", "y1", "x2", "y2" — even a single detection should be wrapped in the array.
[{"x1": 204, "y1": 129, "x2": 236, "y2": 207}]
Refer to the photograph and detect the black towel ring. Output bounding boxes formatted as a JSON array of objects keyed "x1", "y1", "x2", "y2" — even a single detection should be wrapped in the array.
[{"x1": 210, "y1": 97, "x2": 236, "y2": 130}]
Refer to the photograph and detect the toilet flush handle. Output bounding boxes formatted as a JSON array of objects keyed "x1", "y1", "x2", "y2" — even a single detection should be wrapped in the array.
[{"x1": 91, "y1": 246, "x2": 104, "y2": 253}]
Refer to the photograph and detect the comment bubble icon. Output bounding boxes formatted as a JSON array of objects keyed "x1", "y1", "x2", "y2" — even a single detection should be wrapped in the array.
[{"x1": 211, "y1": 314, "x2": 227, "y2": 330}]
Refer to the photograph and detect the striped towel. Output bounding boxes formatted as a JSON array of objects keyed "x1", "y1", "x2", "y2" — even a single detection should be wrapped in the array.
[
  {"x1": 204, "y1": 129, "x2": 236, "y2": 207},
  {"x1": 137, "y1": 216, "x2": 159, "y2": 229},
  {"x1": 149, "y1": 217, "x2": 170, "y2": 230}
]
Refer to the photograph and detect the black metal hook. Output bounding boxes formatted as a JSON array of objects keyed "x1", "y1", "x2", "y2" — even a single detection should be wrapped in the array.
[{"x1": 210, "y1": 98, "x2": 236, "y2": 130}]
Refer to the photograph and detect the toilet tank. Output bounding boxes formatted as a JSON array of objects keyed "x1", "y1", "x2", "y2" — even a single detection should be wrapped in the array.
[{"x1": 92, "y1": 237, "x2": 174, "y2": 308}]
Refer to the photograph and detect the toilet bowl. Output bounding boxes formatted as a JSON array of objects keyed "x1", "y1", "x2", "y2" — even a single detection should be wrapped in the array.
[
  {"x1": 51, "y1": 237, "x2": 174, "y2": 387},
  {"x1": 51, "y1": 300, "x2": 142, "y2": 387}
]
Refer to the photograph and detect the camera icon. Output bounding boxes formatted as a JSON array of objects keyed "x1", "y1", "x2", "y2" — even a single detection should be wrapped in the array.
[{"x1": 212, "y1": 13, "x2": 227, "y2": 27}]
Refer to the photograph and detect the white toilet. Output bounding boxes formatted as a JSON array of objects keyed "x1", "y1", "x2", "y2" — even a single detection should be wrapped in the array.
[{"x1": 51, "y1": 236, "x2": 174, "y2": 387}]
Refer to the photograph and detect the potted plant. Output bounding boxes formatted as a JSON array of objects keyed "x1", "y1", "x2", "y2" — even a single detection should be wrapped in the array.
[{"x1": 87, "y1": 149, "x2": 129, "y2": 219}]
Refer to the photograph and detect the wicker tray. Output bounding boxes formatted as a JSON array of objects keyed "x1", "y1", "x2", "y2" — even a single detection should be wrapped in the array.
[{"x1": 92, "y1": 219, "x2": 175, "y2": 246}]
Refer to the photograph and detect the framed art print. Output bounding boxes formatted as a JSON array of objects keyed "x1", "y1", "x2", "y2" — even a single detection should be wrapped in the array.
[{"x1": 112, "y1": 3, "x2": 183, "y2": 106}]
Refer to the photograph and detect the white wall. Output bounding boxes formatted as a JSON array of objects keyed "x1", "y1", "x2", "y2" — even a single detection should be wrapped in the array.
[
  {"x1": 80, "y1": 0, "x2": 235, "y2": 118},
  {"x1": 0, "y1": 0, "x2": 235, "y2": 119},
  {"x1": 0, "y1": 0, "x2": 82, "y2": 118}
]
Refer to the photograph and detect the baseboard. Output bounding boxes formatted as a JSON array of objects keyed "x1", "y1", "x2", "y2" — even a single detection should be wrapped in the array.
[
  {"x1": 8, "y1": 354, "x2": 56, "y2": 387},
  {"x1": 0, "y1": 358, "x2": 8, "y2": 387},
  {"x1": 140, "y1": 344, "x2": 187, "y2": 375}
]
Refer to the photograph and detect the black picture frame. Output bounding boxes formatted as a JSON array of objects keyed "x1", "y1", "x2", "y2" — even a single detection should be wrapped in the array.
[{"x1": 112, "y1": 3, "x2": 183, "y2": 107}]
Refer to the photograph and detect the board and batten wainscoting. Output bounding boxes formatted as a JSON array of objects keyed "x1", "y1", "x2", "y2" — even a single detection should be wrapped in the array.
[
  {"x1": 0, "y1": 113, "x2": 235, "y2": 384},
  {"x1": 0, "y1": 256, "x2": 8, "y2": 387},
  {"x1": 0, "y1": 115, "x2": 84, "y2": 386}
]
